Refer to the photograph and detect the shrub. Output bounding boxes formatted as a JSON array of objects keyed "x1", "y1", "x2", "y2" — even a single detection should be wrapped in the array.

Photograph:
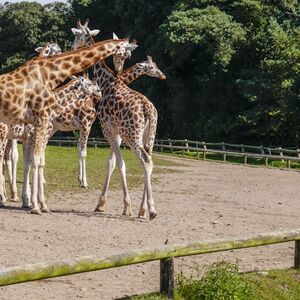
[{"x1": 177, "y1": 261, "x2": 254, "y2": 300}]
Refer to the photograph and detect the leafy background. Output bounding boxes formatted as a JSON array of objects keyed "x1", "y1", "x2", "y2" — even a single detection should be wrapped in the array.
[{"x1": 0, "y1": 0, "x2": 299, "y2": 146}]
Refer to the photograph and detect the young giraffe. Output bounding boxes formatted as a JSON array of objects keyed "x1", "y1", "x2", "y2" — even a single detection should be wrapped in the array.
[
  {"x1": 118, "y1": 55, "x2": 166, "y2": 84},
  {"x1": 0, "y1": 37, "x2": 136, "y2": 214},
  {"x1": 0, "y1": 42, "x2": 62, "y2": 206},
  {"x1": 21, "y1": 74, "x2": 102, "y2": 205},
  {"x1": 72, "y1": 26, "x2": 164, "y2": 220}
]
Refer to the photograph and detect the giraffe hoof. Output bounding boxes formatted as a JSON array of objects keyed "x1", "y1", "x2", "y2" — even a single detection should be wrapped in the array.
[
  {"x1": 138, "y1": 214, "x2": 147, "y2": 219},
  {"x1": 149, "y1": 212, "x2": 157, "y2": 221},
  {"x1": 10, "y1": 197, "x2": 19, "y2": 203},
  {"x1": 31, "y1": 208, "x2": 42, "y2": 215},
  {"x1": 41, "y1": 207, "x2": 51, "y2": 213},
  {"x1": 22, "y1": 203, "x2": 32, "y2": 209},
  {"x1": 95, "y1": 206, "x2": 105, "y2": 213}
]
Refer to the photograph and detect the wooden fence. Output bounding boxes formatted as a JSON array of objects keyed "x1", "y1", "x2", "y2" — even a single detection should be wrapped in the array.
[
  {"x1": 49, "y1": 137, "x2": 300, "y2": 168},
  {"x1": 1, "y1": 229, "x2": 300, "y2": 299}
]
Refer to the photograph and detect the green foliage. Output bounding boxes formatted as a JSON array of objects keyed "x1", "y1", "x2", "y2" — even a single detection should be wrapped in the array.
[
  {"x1": 0, "y1": 0, "x2": 299, "y2": 146},
  {"x1": 177, "y1": 261, "x2": 254, "y2": 300},
  {"x1": 0, "y1": 1, "x2": 72, "y2": 72}
]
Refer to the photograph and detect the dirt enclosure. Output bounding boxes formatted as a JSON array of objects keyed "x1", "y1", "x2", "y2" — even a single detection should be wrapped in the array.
[{"x1": 1, "y1": 155, "x2": 300, "y2": 299}]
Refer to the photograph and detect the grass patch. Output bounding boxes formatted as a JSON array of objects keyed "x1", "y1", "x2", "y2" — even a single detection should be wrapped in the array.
[
  {"x1": 126, "y1": 262, "x2": 300, "y2": 300},
  {"x1": 14, "y1": 145, "x2": 181, "y2": 195}
]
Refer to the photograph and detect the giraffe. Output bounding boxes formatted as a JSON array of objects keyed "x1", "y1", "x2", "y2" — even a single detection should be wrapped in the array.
[
  {"x1": 72, "y1": 27, "x2": 164, "y2": 220},
  {"x1": 0, "y1": 42, "x2": 62, "y2": 206},
  {"x1": 0, "y1": 37, "x2": 137, "y2": 214},
  {"x1": 21, "y1": 74, "x2": 102, "y2": 206}
]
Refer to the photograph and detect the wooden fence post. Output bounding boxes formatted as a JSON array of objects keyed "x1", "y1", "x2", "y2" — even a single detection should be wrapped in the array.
[
  {"x1": 222, "y1": 142, "x2": 226, "y2": 162},
  {"x1": 160, "y1": 258, "x2": 174, "y2": 299},
  {"x1": 196, "y1": 141, "x2": 199, "y2": 157},
  {"x1": 185, "y1": 139, "x2": 189, "y2": 153},
  {"x1": 294, "y1": 240, "x2": 300, "y2": 269},
  {"x1": 279, "y1": 147, "x2": 284, "y2": 162},
  {"x1": 168, "y1": 139, "x2": 173, "y2": 153},
  {"x1": 203, "y1": 142, "x2": 207, "y2": 160}
]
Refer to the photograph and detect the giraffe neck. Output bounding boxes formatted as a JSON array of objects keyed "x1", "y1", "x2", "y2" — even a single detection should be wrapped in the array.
[
  {"x1": 118, "y1": 64, "x2": 145, "y2": 85},
  {"x1": 55, "y1": 78, "x2": 84, "y2": 106},
  {"x1": 93, "y1": 61, "x2": 117, "y2": 93},
  {"x1": 42, "y1": 39, "x2": 128, "y2": 89}
]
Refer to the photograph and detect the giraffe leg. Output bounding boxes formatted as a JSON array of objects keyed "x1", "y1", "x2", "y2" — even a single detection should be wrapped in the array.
[
  {"x1": 9, "y1": 140, "x2": 19, "y2": 202},
  {"x1": 0, "y1": 132, "x2": 8, "y2": 207},
  {"x1": 135, "y1": 147, "x2": 156, "y2": 220},
  {"x1": 138, "y1": 186, "x2": 147, "y2": 219},
  {"x1": 78, "y1": 126, "x2": 90, "y2": 189},
  {"x1": 21, "y1": 139, "x2": 32, "y2": 208},
  {"x1": 3, "y1": 141, "x2": 13, "y2": 201},
  {"x1": 30, "y1": 120, "x2": 49, "y2": 215},
  {"x1": 95, "y1": 150, "x2": 116, "y2": 212}
]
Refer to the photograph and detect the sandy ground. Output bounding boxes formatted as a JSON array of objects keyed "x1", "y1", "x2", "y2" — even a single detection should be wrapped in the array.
[{"x1": 1, "y1": 155, "x2": 300, "y2": 299}]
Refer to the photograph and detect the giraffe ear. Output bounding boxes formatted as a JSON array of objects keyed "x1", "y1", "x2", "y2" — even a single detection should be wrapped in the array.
[
  {"x1": 113, "y1": 32, "x2": 119, "y2": 40},
  {"x1": 71, "y1": 28, "x2": 82, "y2": 35},
  {"x1": 125, "y1": 43, "x2": 138, "y2": 51},
  {"x1": 70, "y1": 75, "x2": 77, "y2": 80},
  {"x1": 35, "y1": 47, "x2": 43, "y2": 53},
  {"x1": 88, "y1": 29, "x2": 100, "y2": 36}
]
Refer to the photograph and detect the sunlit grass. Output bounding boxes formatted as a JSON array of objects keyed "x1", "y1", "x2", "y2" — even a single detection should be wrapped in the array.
[{"x1": 14, "y1": 145, "x2": 181, "y2": 195}]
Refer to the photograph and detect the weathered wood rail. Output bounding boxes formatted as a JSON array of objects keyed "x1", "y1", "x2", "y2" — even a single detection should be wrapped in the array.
[
  {"x1": 1, "y1": 229, "x2": 300, "y2": 299},
  {"x1": 48, "y1": 137, "x2": 300, "y2": 168}
]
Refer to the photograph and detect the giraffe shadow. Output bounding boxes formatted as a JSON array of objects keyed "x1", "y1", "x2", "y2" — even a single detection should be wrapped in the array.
[
  {"x1": 0, "y1": 205, "x2": 30, "y2": 212},
  {"x1": 50, "y1": 209, "x2": 148, "y2": 223}
]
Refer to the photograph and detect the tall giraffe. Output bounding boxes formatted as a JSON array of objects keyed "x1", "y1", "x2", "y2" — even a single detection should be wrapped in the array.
[
  {"x1": 72, "y1": 26, "x2": 164, "y2": 220},
  {"x1": 0, "y1": 37, "x2": 137, "y2": 214},
  {"x1": 0, "y1": 42, "x2": 62, "y2": 206}
]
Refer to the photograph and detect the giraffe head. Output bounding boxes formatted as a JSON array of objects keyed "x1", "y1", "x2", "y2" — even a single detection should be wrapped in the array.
[
  {"x1": 35, "y1": 42, "x2": 62, "y2": 57},
  {"x1": 139, "y1": 56, "x2": 166, "y2": 80},
  {"x1": 71, "y1": 19, "x2": 100, "y2": 49},
  {"x1": 76, "y1": 73, "x2": 102, "y2": 99},
  {"x1": 112, "y1": 32, "x2": 137, "y2": 73},
  {"x1": 71, "y1": 20, "x2": 138, "y2": 72}
]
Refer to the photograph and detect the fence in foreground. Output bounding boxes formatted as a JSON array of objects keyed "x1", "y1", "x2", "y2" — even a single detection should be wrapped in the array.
[
  {"x1": 1, "y1": 229, "x2": 300, "y2": 299},
  {"x1": 48, "y1": 137, "x2": 300, "y2": 168}
]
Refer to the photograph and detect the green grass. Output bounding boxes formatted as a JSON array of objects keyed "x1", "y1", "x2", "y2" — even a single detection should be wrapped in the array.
[
  {"x1": 159, "y1": 150, "x2": 300, "y2": 170},
  {"x1": 14, "y1": 145, "x2": 181, "y2": 195},
  {"x1": 126, "y1": 262, "x2": 300, "y2": 300}
]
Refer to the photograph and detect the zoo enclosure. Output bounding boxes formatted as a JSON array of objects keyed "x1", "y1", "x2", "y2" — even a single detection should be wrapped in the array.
[
  {"x1": 49, "y1": 137, "x2": 300, "y2": 168},
  {"x1": 1, "y1": 229, "x2": 300, "y2": 299}
]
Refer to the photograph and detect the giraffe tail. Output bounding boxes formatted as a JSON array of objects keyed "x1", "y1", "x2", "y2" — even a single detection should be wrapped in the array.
[{"x1": 143, "y1": 102, "x2": 157, "y2": 156}]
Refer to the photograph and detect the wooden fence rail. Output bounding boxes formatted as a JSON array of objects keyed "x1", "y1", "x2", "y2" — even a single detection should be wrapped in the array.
[
  {"x1": 1, "y1": 229, "x2": 300, "y2": 298},
  {"x1": 48, "y1": 137, "x2": 300, "y2": 168}
]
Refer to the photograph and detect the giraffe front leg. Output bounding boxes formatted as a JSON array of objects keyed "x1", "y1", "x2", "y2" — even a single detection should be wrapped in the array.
[
  {"x1": 30, "y1": 122, "x2": 49, "y2": 215},
  {"x1": 0, "y1": 137, "x2": 8, "y2": 207},
  {"x1": 78, "y1": 125, "x2": 91, "y2": 189},
  {"x1": 21, "y1": 140, "x2": 32, "y2": 208},
  {"x1": 10, "y1": 139, "x2": 19, "y2": 202}
]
